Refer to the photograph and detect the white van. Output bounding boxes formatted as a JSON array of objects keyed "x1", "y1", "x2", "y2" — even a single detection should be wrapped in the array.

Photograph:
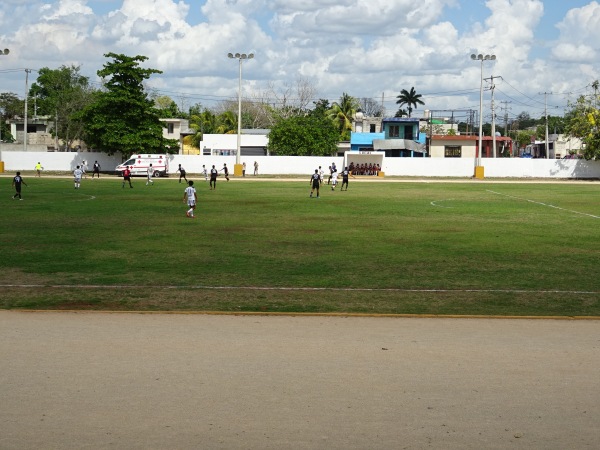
[{"x1": 115, "y1": 154, "x2": 169, "y2": 177}]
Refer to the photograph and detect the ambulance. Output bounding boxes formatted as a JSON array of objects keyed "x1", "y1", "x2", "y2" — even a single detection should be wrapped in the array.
[{"x1": 115, "y1": 154, "x2": 169, "y2": 177}]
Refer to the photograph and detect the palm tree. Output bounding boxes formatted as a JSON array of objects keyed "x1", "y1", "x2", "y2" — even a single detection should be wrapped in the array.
[
  {"x1": 394, "y1": 108, "x2": 408, "y2": 118},
  {"x1": 216, "y1": 110, "x2": 237, "y2": 134},
  {"x1": 327, "y1": 93, "x2": 360, "y2": 140},
  {"x1": 396, "y1": 87, "x2": 425, "y2": 118}
]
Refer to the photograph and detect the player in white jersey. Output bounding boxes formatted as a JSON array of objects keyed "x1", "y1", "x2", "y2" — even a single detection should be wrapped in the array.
[
  {"x1": 146, "y1": 164, "x2": 154, "y2": 186},
  {"x1": 183, "y1": 180, "x2": 198, "y2": 218},
  {"x1": 73, "y1": 166, "x2": 83, "y2": 189},
  {"x1": 330, "y1": 169, "x2": 338, "y2": 191}
]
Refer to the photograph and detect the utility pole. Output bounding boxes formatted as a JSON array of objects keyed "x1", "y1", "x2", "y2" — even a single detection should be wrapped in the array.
[
  {"x1": 500, "y1": 101, "x2": 512, "y2": 156},
  {"x1": 24, "y1": 69, "x2": 31, "y2": 152},
  {"x1": 539, "y1": 91, "x2": 552, "y2": 159},
  {"x1": 485, "y1": 75, "x2": 502, "y2": 158}
]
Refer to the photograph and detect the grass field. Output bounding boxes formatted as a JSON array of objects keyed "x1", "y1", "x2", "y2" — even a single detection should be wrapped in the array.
[{"x1": 1, "y1": 174, "x2": 599, "y2": 316}]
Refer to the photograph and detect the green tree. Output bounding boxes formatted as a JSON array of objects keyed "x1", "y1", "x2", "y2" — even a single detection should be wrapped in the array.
[
  {"x1": 30, "y1": 65, "x2": 94, "y2": 150},
  {"x1": 80, "y1": 53, "x2": 179, "y2": 156},
  {"x1": 516, "y1": 130, "x2": 536, "y2": 150},
  {"x1": 564, "y1": 95, "x2": 600, "y2": 159},
  {"x1": 268, "y1": 115, "x2": 339, "y2": 156},
  {"x1": 153, "y1": 95, "x2": 180, "y2": 118},
  {"x1": 327, "y1": 93, "x2": 359, "y2": 140},
  {"x1": 394, "y1": 108, "x2": 408, "y2": 118},
  {"x1": 396, "y1": 87, "x2": 424, "y2": 118},
  {"x1": 0, "y1": 92, "x2": 23, "y2": 141},
  {"x1": 215, "y1": 110, "x2": 237, "y2": 134}
]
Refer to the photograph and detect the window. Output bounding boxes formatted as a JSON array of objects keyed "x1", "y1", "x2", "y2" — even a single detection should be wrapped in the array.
[
  {"x1": 404, "y1": 126, "x2": 414, "y2": 140},
  {"x1": 167, "y1": 123, "x2": 174, "y2": 134},
  {"x1": 444, "y1": 146, "x2": 462, "y2": 158},
  {"x1": 370, "y1": 124, "x2": 376, "y2": 133},
  {"x1": 389, "y1": 125, "x2": 400, "y2": 138}
]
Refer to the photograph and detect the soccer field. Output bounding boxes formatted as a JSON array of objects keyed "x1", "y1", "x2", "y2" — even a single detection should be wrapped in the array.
[{"x1": 1, "y1": 175, "x2": 599, "y2": 315}]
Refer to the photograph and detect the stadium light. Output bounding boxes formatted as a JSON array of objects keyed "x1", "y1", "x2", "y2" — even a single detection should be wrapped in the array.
[
  {"x1": 471, "y1": 53, "x2": 496, "y2": 177},
  {"x1": 228, "y1": 52, "x2": 254, "y2": 174},
  {"x1": 0, "y1": 49, "x2": 9, "y2": 56}
]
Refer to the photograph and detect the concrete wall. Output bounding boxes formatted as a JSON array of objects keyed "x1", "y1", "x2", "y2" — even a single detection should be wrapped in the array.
[
  {"x1": 0, "y1": 151, "x2": 122, "y2": 172},
  {"x1": 2, "y1": 150, "x2": 599, "y2": 179}
]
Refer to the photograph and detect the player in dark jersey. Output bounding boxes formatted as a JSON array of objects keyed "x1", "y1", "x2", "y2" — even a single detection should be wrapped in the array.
[
  {"x1": 12, "y1": 172, "x2": 27, "y2": 200},
  {"x1": 209, "y1": 165, "x2": 218, "y2": 190},
  {"x1": 220, "y1": 163, "x2": 230, "y2": 181},
  {"x1": 92, "y1": 161, "x2": 101, "y2": 178},
  {"x1": 177, "y1": 164, "x2": 188, "y2": 183},
  {"x1": 309, "y1": 169, "x2": 320, "y2": 198},
  {"x1": 341, "y1": 167, "x2": 350, "y2": 191}
]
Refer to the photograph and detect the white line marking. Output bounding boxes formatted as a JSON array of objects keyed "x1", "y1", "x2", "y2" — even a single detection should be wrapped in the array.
[
  {"x1": 75, "y1": 193, "x2": 96, "y2": 201},
  {"x1": 487, "y1": 190, "x2": 600, "y2": 219},
  {"x1": 431, "y1": 199, "x2": 454, "y2": 208},
  {"x1": 1, "y1": 284, "x2": 597, "y2": 295}
]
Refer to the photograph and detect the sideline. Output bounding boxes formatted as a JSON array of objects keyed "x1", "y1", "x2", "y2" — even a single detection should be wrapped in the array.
[
  {"x1": 4, "y1": 309, "x2": 600, "y2": 320},
  {"x1": 1, "y1": 283, "x2": 598, "y2": 296}
]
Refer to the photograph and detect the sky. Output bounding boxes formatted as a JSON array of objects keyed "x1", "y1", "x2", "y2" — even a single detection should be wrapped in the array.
[{"x1": 1, "y1": 0, "x2": 599, "y2": 123}]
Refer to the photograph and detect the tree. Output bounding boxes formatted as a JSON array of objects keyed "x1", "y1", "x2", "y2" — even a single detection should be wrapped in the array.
[
  {"x1": 394, "y1": 108, "x2": 408, "y2": 118},
  {"x1": 268, "y1": 115, "x2": 339, "y2": 156},
  {"x1": 327, "y1": 93, "x2": 360, "y2": 140},
  {"x1": 359, "y1": 97, "x2": 383, "y2": 117},
  {"x1": 564, "y1": 95, "x2": 600, "y2": 159},
  {"x1": 80, "y1": 53, "x2": 179, "y2": 156},
  {"x1": 266, "y1": 78, "x2": 318, "y2": 120},
  {"x1": 516, "y1": 130, "x2": 536, "y2": 150},
  {"x1": 0, "y1": 92, "x2": 23, "y2": 141},
  {"x1": 153, "y1": 95, "x2": 180, "y2": 118},
  {"x1": 30, "y1": 65, "x2": 94, "y2": 150},
  {"x1": 396, "y1": 87, "x2": 424, "y2": 118}
]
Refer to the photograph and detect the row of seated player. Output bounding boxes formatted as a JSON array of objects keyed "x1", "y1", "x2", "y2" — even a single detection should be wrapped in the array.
[{"x1": 349, "y1": 162, "x2": 381, "y2": 176}]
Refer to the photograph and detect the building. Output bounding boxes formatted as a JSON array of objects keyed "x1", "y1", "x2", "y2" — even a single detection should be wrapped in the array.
[{"x1": 429, "y1": 135, "x2": 513, "y2": 158}]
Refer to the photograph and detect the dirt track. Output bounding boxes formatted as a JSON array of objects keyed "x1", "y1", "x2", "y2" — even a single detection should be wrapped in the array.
[{"x1": 1, "y1": 311, "x2": 599, "y2": 449}]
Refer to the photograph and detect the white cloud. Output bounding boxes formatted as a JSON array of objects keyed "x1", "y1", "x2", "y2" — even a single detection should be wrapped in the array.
[
  {"x1": 553, "y1": 1, "x2": 600, "y2": 62},
  {"x1": 0, "y1": 0, "x2": 597, "y2": 118}
]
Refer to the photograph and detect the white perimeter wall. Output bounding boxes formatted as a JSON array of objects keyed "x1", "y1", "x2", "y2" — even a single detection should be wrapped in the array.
[
  {"x1": 0, "y1": 151, "x2": 123, "y2": 172},
  {"x1": 2, "y1": 151, "x2": 600, "y2": 179}
]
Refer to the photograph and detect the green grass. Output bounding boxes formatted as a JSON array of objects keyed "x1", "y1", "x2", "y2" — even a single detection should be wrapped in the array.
[{"x1": 1, "y1": 175, "x2": 599, "y2": 315}]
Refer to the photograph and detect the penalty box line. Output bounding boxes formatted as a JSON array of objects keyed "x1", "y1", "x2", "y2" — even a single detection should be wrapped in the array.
[
  {"x1": 1, "y1": 284, "x2": 598, "y2": 295},
  {"x1": 487, "y1": 190, "x2": 600, "y2": 219}
]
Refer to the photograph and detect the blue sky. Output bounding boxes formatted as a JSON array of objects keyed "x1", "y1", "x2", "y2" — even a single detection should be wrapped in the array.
[{"x1": 1, "y1": 0, "x2": 599, "y2": 122}]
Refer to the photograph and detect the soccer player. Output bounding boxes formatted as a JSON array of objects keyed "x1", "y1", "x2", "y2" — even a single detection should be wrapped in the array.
[
  {"x1": 183, "y1": 180, "x2": 198, "y2": 218},
  {"x1": 92, "y1": 161, "x2": 101, "y2": 178},
  {"x1": 146, "y1": 164, "x2": 154, "y2": 186},
  {"x1": 220, "y1": 163, "x2": 230, "y2": 181},
  {"x1": 340, "y1": 167, "x2": 351, "y2": 191},
  {"x1": 309, "y1": 169, "x2": 320, "y2": 198},
  {"x1": 35, "y1": 162, "x2": 43, "y2": 177},
  {"x1": 12, "y1": 172, "x2": 27, "y2": 200},
  {"x1": 243, "y1": 162, "x2": 246, "y2": 177},
  {"x1": 177, "y1": 164, "x2": 187, "y2": 183},
  {"x1": 73, "y1": 165, "x2": 83, "y2": 189},
  {"x1": 201, "y1": 165, "x2": 208, "y2": 181},
  {"x1": 122, "y1": 166, "x2": 133, "y2": 188},
  {"x1": 209, "y1": 165, "x2": 218, "y2": 190},
  {"x1": 318, "y1": 166, "x2": 324, "y2": 185},
  {"x1": 331, "y1": 168, "x2": 338, "y2": 191}
]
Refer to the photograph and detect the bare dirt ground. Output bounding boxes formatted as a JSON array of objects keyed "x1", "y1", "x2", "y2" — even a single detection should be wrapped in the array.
[{"x1": 1, "y1": 311, "x2": 599, "y2": 449}]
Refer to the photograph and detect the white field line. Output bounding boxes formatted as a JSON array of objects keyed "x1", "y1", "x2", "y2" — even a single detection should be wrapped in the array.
[
  {"x1": 0, "y1": 284, "x2": 597, "y2": 295},
  {"x1": 487, "y1": 190, "x2": 600, "y2": 219},
  {"x1": 430, "y1": 199, "x2": 454, "y2": 208}
]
